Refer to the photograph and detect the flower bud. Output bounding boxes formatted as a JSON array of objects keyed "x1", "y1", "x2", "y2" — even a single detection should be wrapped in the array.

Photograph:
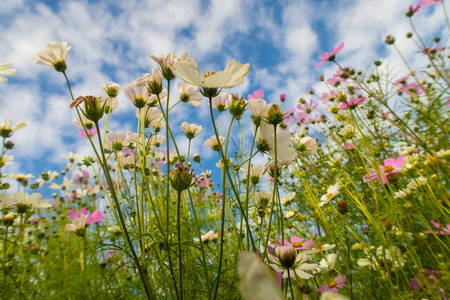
[
  {"x1": 228, "y1": 94, "x2": 247, "y2": 119},
  {"x1": 169, "y1": 163, "x2": 196, "y2": 192},
  {"x1": 276, "y1": 245, "x2": 297, "y2": 268},
  {"x1": 337, "y1": 200, "x2": 348, "y2": 214},
  {"x1": 385, "y1": 35, "x2": 395, "y2": 45},
  {"x1": 193, "y1": 153, "x2": 201, "y2": 162},
  {"x1": 264, "y1": 104, "x2": 284, "y2": 125}
]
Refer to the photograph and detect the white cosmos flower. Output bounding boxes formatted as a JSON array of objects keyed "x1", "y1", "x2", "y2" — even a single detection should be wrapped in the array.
[
  {"x1": 177, "y1": 81, "x2": 203, "y2": 107},
  {"x1": 248, "y1": 98, "x2": 270, "y2": 120},
  {"x1": 101, "y1": 82, "x2": 121, "y2": 97},
  {"x1": 105, "y1": 131, "x2": 131, "y2": 151},
  {"x1": 357, "y1": 245, "x2": 405, "y2": 272},
  {"x1": 296, "y1": 136, "x2": 319, "y2": 155},
  {"x1": 314, "y1": 253, "x2": 338, "y2": 274},
  {"x1": 33, "y1": 41, "x2": 71, "y2": 72},
  {"x1": 124, "y1": 80, "x2": 150, "y2": 108},
  {"x1": 255, "y1": 123, "x2": 297, "y2": 163},
  {"x1": 0, "y1": 63, "x2": 16, "y2": 82},
  {"x1": 205, "y1": 135, "x2": 225, "y2": 151},
  {"x1": 136, "y1": 107, "x2": 163, "y2": 128},
  {"x1": 319, "y1": 182, "x2": 340, "y2": 207},
  {"x1": 282, "y1": 192, "x2": 296, "y2": 204},
  {"x1": 0, "y1": 119, "x2": 29, "y2": 137},
  {"x1": 0, "y1": 192, "x2": 51, "y2": 210},
  {"x1": 180, "y1": 122, "x2": 202, "y2": 139},
  {"x1": 241, "y1": 164, "x2": 267, "y2": 184},
  {"x1": 170, "y1": 57, "x2": 250, "y2": 89},
  {"x1": 73, "y1": 115, "x2": 95, "y2": 129},
  {"x1": 211, "y1": 92, "x2": 229, "y2": 111}
]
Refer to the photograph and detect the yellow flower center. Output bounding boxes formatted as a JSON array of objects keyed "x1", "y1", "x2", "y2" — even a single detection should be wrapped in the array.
[
  {"x1": 326, "y1": 193, "x2": 334, "y2": 199},
  {"x1": 292, "y1": 242, "x2": 303, "y2": 247},
  {"x1": 383, "y1": 165, "x2": 394, "y2": 173},
  {"x1": 328, "y1": 280, "x2": 337, "y2": 288},
  {"x1": 203, "y1": 71, "x2": 216, "y2": 78}
]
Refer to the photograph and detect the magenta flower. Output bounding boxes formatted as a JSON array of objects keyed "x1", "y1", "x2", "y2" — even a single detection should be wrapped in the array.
[
  {"x1": 78, "y1": 128, "x2": 97, "y2": 138},
  {"x1": 279, "y1": 94, "x2": 286, "y2": 102},
  {"x1": 406, "y1": 4, "x2": 421, "y2": 17},
  {"x1": 316, "y1": 42, "x2": 345, "y2": 67},
  {"x1": 342, "y1": 142, "x2": 358, "y2": 150},
  {"x1": 365, "y1": 156, "x2": 405, "y2": 185},
  {"x1": 248, "y1": 88, "x2": 264, "y2": 100},
  {"x1": 425, "y1": 220, "x2": 450, "y2": 235},
  {"x1": 273, "y1": 236, "x2": 314, "y2": 251},
  {"x1": 68, "y1": 207, "x2": 104, "y2": 225},
  {"x1": 339, "y1": 96, "x2": 365, "y2": 110},
  {"x1": 317, "y1": 275, "x2": 346, "y2": 293},
  {"x1": 418, "y1": 0, "x2": 442, "y2": 7}
]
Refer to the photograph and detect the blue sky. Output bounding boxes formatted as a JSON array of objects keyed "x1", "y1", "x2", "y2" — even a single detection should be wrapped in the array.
[{"x1": 0, "y1": 0, "x2": 445, "y2": 189}]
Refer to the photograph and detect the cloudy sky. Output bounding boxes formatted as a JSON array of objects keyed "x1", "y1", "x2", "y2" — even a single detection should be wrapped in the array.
[{"x1": 0, "y1": 0, "x2": 446, "y2": 186}]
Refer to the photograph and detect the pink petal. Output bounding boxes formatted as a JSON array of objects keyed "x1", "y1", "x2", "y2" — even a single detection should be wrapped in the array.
[{"x1": 68, "y1": 208, "x2": 79, "y2": 220}]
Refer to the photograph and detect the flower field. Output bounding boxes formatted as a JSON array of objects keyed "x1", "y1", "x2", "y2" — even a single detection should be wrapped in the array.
[{"x1": 0, "y1": 1, "x2": 449, "y2": 299}]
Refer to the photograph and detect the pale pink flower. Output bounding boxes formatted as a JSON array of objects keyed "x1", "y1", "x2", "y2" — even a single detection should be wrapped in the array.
[
  {"x1": 418, "y1": 0, "x2": 442, "y2": 7},
  {"x1": 297, "y1": 99, "x2": 318, "y2": 114},
  {"x1": 273, "y1": 236, "x2": 314, "y2": 251},
  {"x1": 78, "y1": 128, "x2": 97, "y2": 138},
  {"x1": 68, "y1": 207, "x2": 104, "y2": 225},
  {"x1": 248, "y1": 88, "x2": 264, "y2": 99},
  {"x1": 317, "y1": 275, "x2": 346, "y2": 293},
  {"x1": 339, "y1": 96, "x2": 365, "y2": 109},
  {"x1": 316, "y1": 42, "x2": 345, "y2": 67}
]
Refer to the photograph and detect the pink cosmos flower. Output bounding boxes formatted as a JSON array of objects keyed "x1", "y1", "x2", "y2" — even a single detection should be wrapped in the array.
[
  {"x1": 418, "y1": 0, "x2": 442, "y2": 7},
  {"x1": 339, "y1": 96, "x2": 365, "y2": 110},
  {"x1": 398, "y1": 82, "x2": 427, "y2": 96},
  {"x1": 317, "y1": 275, "x2": 346, "y2": 293},
  {"x1": 297, "y1": 99, "x2": 318, "y2": 114},
  {"x1": 103, "y1": 179, "x2": 124, "y2": 192},
  {"x1": 406, "y1": 5, "x2": 421, "y2": 17},
  {"x1": 285, "y1": 107, "x2": 296, "y2": 116},
  {"x1": 279, "y1": 94, "x2": 286, "y2": 102},
  {"x1": 394, "y1": 75, "x2": 410, "y2": 85},
  {"x1": 410, "y1": 269, "x2": 448, "y2": 300},
  {"x1": 101, "y1": 250, "x2": 117, "y2": 266},
  {"x1": 319, "y1": 91, "x2": 337, "y2": 104},
  {"x1": 296, "y1": 112, "x2": 308, "y2": 123},
  {"x1": 423, "y1": 46, "x2": 445, "y2": 56},
  {"x1": 326, "y1": 75, "x2": 344, "y2": 86},
  {"x1": 365, "y1": 156, "x2": 405, "y2": 185},
  {"x1": 78, "y1": 128, "x2": 97, "y2": 138},
  {"x1": 282, "y1": 116, "x2": 294, "y2": 127},
  {"x1": 73, "y1": 170, "x2": 90, "y2": 186},
  {"x1": 316, "y1": 42, "x2": 345, "y2": 67},
  {"x1": 197, "y1": 177, "x2": 213, "y2": 188},
  {"x1": 68, "y1": 207, "x2": 104, "y2": 225},
  {"x1": 343, "y1": 142, "x2": 358, "y2": 150},
  {"x1": 303, "y1": 115, "x2": 321, "y2": 125},
  {"x1": 274, "y1": 236, "x2": 314, "y2": 250},
  {"x1": 425, "y1": 220, "x2": 450, "y2": 235},
  {"x1": 248, "y1": 89, "x2": 264, "y2": 100}
]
